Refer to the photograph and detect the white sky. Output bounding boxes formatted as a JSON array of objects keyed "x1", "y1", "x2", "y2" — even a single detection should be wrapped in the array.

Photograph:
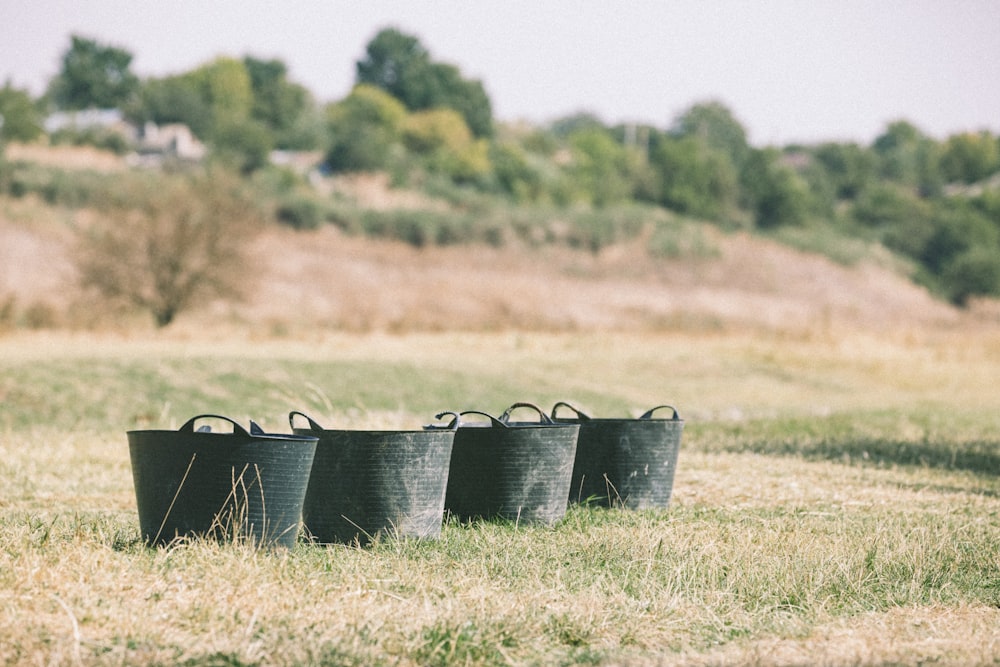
[{"x1": 2, "y1": 0, "x2": 999, "y2": 146}]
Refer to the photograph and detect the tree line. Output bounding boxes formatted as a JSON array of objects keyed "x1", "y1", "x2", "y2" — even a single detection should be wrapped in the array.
[{"x1": 1, "y1": 28, "x2": 1000, "y2": 307}]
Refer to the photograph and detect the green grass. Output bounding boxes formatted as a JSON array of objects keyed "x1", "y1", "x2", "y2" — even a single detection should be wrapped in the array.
[{"x1": 1, "y1": 330, "x2": 999, "y2": 665}]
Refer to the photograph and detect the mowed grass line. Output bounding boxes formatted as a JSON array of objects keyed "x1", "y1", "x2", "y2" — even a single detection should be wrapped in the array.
[{"x1": 1, "y1": 330, "x2": 999, "y2": 665}]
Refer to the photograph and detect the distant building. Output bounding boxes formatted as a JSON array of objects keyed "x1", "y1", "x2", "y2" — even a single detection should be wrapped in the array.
[
  {"x1": 44, "y1": 109, "x2": 207, "y2": 164},
  {"x1": 44, "y1": 108, "x2": 133, "y2": 137},
  {"x1": 269, "y1": 149, "x2": 324, "y2": 174},
  {"x1": 134, "y1": 122, "x2": 206, "y2": 161}
]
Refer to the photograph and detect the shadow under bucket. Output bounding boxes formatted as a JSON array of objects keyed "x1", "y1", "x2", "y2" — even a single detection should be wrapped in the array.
[
  {"x1": 291, "y1": 411, "x2": 457, "y2": 545},
  {"x1": 441, "y1": 403, "x2": 579, "y2": 526},
  {"x1": 127, "y1": 414, "x2": 318, "y2": 549},
  {"x1": 552, "y1": 402, "x2": 684, "y2": 509}
]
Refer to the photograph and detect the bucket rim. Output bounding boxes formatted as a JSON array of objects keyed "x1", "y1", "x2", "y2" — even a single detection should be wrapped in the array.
[
  {"x1": 128, "y1": 414, "x2": 319, "y2": 443},
  {"x1": 550, "y1": 401, "x2": 683, "y2": 423},
  {"x1": 290, "y1": 410, "x2": 460, "y2": 434}
]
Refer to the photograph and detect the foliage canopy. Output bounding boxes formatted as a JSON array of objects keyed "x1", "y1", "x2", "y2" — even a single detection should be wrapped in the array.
[
  {"x1": 356, "y1": 28, "x2": 493, "y2": 138},
  {"x1": 48, "y1": 34, "x2": 140, "y2": 111}
]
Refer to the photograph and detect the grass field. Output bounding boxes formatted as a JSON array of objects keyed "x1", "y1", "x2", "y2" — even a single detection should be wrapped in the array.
[{"x1": 1, "y1": 328, "x2": 999, "y2": 666}]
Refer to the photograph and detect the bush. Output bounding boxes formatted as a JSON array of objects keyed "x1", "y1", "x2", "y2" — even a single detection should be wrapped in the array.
[
  {"x1": 276, "y1": 195, "x2": 324, "y2": 230},
  {"x1": 75, "y1": 169, "x2": 265, "y2": 327},
  {"x1": 940, "y1": 247, "x2": 1000, "y2": 306},
  {"x1": 648, "y1": 220, "x2": 720, "y2": 260},
  {"x1": 325, "y1": 84, "x2": 406, "y2": 173},
  {"x1": 358, "y1": 209, "x2": 481, "y2": 247},
  {"x1": 42, "y1": 169, "x2": 114, "y2": 207},
  {"x1": 0, "y1": 161, "x2": 116, "y2": 207},
  {"x1": 50, "y1": 127, "x2": 131, "y2": 155},
  {"x1": 210, "y1": 117, "x2": 274, "y2": 174}
]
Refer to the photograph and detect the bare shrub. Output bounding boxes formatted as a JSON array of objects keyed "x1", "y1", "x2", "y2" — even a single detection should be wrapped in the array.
[
  {"x1": 75, "y1": 169, "x2": 265, "y2": 327},
  {"x1": 23, "y1": 300, "x2": 59, "y2": 329},
  {"x1": 0, "y1": 293, "x2": 16, "y2": 330}
]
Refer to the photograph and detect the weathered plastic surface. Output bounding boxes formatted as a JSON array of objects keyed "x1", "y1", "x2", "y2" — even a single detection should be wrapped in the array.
[
  {"x1": 442, "y1": 403, "x2": 579, "y2": 525},
  {"x1": 552, "y1": 402, "x2": 684, "y2": 509},
  {"x1": 291, "y1": 411, "x2": 456, "y2": 545},
  {"x1": 127, "y1": 414, "x2": 318, "y2": 548}
]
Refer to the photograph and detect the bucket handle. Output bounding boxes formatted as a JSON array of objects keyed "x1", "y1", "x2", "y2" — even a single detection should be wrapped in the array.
[
  {"x1": 640, "y1": 405, "x2": 681, "y2": 421},
  {"x1": 288, "y1": 410, "x2": 326, "y2": 432},
  {"x1": 457, "y1": 410, "x2": 508, "y2": 428},
  {"x1": 430, "y1": 411, "x2": 463, "y2": 430},
  {"x1": 500, "y1": 402, "x2": 554, "y2": 425},
  {"x1": 178, "y1": 414, "x2": 251, "y2": 436},
  {"x1": 550, "y1": 401, "x2": 591, "y2": 421}
]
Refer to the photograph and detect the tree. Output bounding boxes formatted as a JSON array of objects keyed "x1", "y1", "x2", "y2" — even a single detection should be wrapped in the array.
[
  {"x1": 401, "y1": 107, "x2": 489, "y2": 181},
  {"x1": 851, "y1": 184, "x2": 934, "y2": 258},
  {"x1": 873, "y1": 120, "x2": 942, "y2": 195},
  {"x1": 210, "y1": 116, "x2": 274, "y2": 174},
  {"x1": 325, "y1": 84, "x2": 407, "y2": 172},
  {"x1": 243, "y1": 56, "x2": 317, "y2": 149},
  {"x1": 649, "y1": 134, "x2": 738, "y2": 220},
  {"x1": 919, "y1": 204, "x2": 999, "y2": 276},
  {"x1": 650, "y1": 101, "x2": 750, "y2": 221},
  {"x1": 48, "y1": 35, "x2": 139, "y2": 110},
  {"x1": 740, "y1": 148, "x2": 809, "y2": 229},
  {"x1": 0, "y1": 82, "x2": 44, "y2": 142},
  {"x1": 356, "y1": 28, "x2": 493, "y2": 137},
  {"x1": 939, "y1": 131, "x2": 1000, "y2": 184},
  {"x1": 566, "y1": 127, "x2": 634, "y2": 206},
  {"x1": 811, "y1": 142, "x2": 876, "y2": 200},
  {"x1": 130, "y1": 75, "x2": 213, "y2": 138},
  {"x1": 186, "y1": 57, "x2": 254, "y2": 135},
  {"x1": 425, "y1": 62, "x2": 493, "y2": 138},
  {"x1": 549, "y1": 112, "x2": 606, "y2": 138},
  {"x1": 671, "y1": 101, "x2": 750, "y2": 169},
  {"x1": 356, "y1": 28, "x2": 429, "y2": 99},
  {"x1": 75, "y1": 170, "x2": 264, "y2": 327},
  {"x1": 940, "y1": 247, "x2": 1000, "y2": 306},
  {"x1": 489, "y1": 141, "x2": 544, "y2": 202}
]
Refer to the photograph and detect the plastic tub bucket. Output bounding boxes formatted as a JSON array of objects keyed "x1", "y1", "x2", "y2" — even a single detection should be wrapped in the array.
[
  {"x1": 552, "y1": 402, "x2": 683, "y2": 509},
  {"x1": 291, "y1": 411, "x2": 457, "y2": 545},
  {"x1": 441, "y1": 403, "x2": 579, "y2": 525},
  {"x1": 127, "y1": 414, "x2": 318, "y2": 548}
]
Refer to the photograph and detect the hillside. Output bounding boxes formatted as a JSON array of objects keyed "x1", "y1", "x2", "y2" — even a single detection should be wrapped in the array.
[
  {"x1": 235, "y1": 223, "x2": 960, "y2": 334},
  {"x1": 0, "y1": 204, "x2": 970, "y2": 337},
  {"x1": 3, "y1": 143, "x2": 997, "y2": 336}
]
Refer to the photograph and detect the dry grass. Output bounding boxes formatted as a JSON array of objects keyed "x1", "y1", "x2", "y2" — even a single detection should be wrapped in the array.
[
  {"x1": 2, "y1": 442, "x2": 998, "y2": 665},
  {"x1": 2, "y1": 329, "x2": 1000, "y2": 665},
  {"x1": 3, "y1": 142, "x2": 127, "y2": 172}
]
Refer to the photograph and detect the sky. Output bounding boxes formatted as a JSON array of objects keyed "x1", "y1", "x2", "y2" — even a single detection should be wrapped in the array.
[{"x1": 2, "y1": 0, "x2": 999, "y2": 147}]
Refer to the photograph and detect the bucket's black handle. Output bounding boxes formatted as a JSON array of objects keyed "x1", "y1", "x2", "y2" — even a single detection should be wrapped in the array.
[
  {"x1": 288, "y1": 410, "x2": 326, "y2": 432},
  {"x1": 500, "y1": 402, "x2": 554, "y2": 424},
  {"x1": 431, "y1": 411, "x2": 462, "y2": 430},
  {"x1": 458, "y1": 410, "x2": 508, "y2": 428},
  {"x1": 640, "y1": 405, "x2": 681, "y2": 420},
  {"x1": 178, "y1": 414, "x2": 251, "y2": 436},
  {"x1": 550, "y1": 401, "x2": 591, "y2": 421}
]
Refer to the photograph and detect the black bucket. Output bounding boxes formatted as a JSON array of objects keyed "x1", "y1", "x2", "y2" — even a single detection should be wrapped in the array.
[
  {"x1": 552, "y1": 402, "x2": 684, "y2": 509},
  {"x1": 291, "y1": 411, "x2": 457, "y2": 545},
  {"x1": 127, "y1": 414, "x2": 318, "y2": 548},
  {"x1": 441, "y1": 403, "x2": 579, "y2": 525}
]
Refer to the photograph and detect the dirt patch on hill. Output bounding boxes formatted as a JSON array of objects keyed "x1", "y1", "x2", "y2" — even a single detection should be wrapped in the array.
[
  {"x1": 4, "y1": 143, "x2": 126, "y2": 172},
  {"x1": 230, "y1": 224, "x2": 961, "y2": 335}
]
